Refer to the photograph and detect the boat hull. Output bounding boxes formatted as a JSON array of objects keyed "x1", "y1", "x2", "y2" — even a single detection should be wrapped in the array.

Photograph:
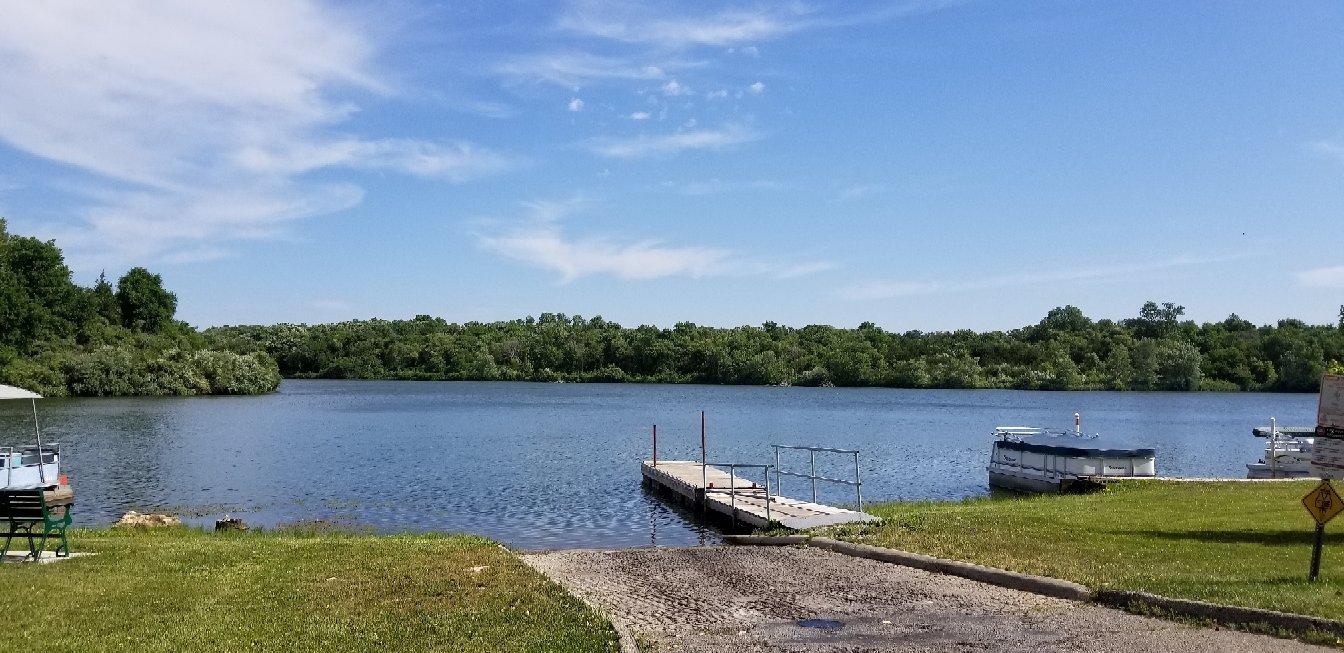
[{"x1": 987, "y1": 468, "x2": 1110, "y2": 493}]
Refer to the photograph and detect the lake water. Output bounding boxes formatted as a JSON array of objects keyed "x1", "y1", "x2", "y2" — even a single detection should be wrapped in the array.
[{"x1": 0, "y1": 380, "x2": 1318, "y2": 550}]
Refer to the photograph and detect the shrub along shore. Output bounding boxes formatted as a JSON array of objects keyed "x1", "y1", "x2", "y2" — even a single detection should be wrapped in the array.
[
  {"x1": 818, "y1": 480, "x2": 1343, "y2": 622},
  {"x1": 0, "y1": 529, "x2": 616, "y2": 652}
]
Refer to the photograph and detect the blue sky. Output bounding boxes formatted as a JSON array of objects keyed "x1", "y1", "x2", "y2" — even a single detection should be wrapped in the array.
[{"x1": 1, "y1": 1, "x2": 1341, "y2": 331}]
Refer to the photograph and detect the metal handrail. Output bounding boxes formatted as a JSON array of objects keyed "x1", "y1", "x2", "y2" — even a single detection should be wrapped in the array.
[
  {"x1": 703, "y1": 462, "x2": 772, "y2": 526},
  {"x1": 773, "y1": 444, "x2": 859, "y2": 455},
  {"x1": 774, "y1": 469, "x2": 860, "y2": 486},
  {"x1": 771, "y1": 444, "x2": 863, "y2": 511}
]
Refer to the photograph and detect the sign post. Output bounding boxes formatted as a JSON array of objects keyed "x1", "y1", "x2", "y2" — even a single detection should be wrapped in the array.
[{"x1": 1302, "y1": 480, "x2": 1341, "y2": 581}]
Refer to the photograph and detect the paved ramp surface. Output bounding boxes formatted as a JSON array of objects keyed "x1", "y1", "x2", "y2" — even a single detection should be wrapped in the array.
[{"x1": 523, "y1": 546, "x2": 1327, "y2": 652}]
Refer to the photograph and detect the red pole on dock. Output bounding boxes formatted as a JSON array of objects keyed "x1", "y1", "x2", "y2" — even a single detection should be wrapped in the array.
[{"x1": 652, "y1": 424, "x2": 658, "y2": 467}]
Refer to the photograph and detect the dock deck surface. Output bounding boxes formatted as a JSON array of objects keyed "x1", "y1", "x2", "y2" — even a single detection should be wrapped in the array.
[{"x1": 642, "y1": 460, "x2": 878, "y2": 530}]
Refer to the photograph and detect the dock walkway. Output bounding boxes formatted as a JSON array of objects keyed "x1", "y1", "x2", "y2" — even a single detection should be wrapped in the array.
[{"x1": 642, "y1": 460, "x2": 878, "y2": 530}]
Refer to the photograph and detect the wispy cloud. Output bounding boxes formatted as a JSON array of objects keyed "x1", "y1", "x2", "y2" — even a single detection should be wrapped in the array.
[
  {"x1": 0, "y1": 2, "x2": 515, "y2": 267},
  {"x1": 834, "y1": 184, "x2": 885, "y2": 201},
  {"x1": 665, "y1": 179, "x2": 783, "y2": 195},
  {"x1": 558, "y1": 2, "x2": 804, "y2": 47},
  {"x1": 842, "y1": 255, "x2": 1253, "y2": 300},
  {"x1": 1296, "y1": 266, "x2": 1344, "y2": 288},
  {"x1": 1310, "y1": 139, "x2": 1344, "y2": 162},
  {"x1": 476, "y1": 199, "x2": 832, "y2": 282},
  {"x1": 234, "y1": 139, "x2": 516, "y2": 181},
  {"x1": 661, "y1": 79, "x2": 691, "y2": 96},
  {"x1": 557, "y1": 1, "x2": 959, "y2": 48},
  {"x1": 588, "y1": 125, "x2": 760, "y2": 158},
  {"x1": 772, "y1": 261, "x2": 837, "y2": 279},
  {"x1": 476, "y1": 201, "x2": 731, "y2": 282},
  {"x1": 493, "y1": 51, "x2": 680, "y2": 88}
]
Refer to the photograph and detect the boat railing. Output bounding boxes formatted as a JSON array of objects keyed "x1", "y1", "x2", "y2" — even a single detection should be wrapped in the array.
[
  {"x1": 770, "y1": 444, "x2": 863, "y2": 512},
  {"x1": 1, "y1": 443, "x2": 60, "y2": 487},
  {"x1": 992, "y1": 427, "x2": 1098, "y2": 441},
  {"x1": 702, "y1": 462, "x2": 772, "y2": 525}
]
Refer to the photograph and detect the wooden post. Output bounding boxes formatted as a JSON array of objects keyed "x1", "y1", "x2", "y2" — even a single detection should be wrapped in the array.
[
  {"x1": 1310, "y1": 523, "x2": 1325, "y2": 581},
  {"x1": 652, "y1": 424, "x2": 657, "y2": 467}
]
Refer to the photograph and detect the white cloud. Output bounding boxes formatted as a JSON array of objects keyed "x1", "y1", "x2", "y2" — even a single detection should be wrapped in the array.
[
  {"x1": 476, "y1": 201, "x2": 731, "y2": 282},
  {"x1": 707, "y1": 89, "x2": 729, "y2": 99},
  {"x1": 568, "y1": 97, "x2": 585, "y2": 111},
  {"x1": 493, "y1": 52, "x2": 678, "y2": 88},
  {"x1": 629, "y1": 111, "x2": 651, "y2": 120},
  {"x1": 672, "y1": 179, "x2": 783, "y2": 195},
  {"x1": 834, "y1": 184, "x2": 884, "y2": 201},
  {"x1": 588, "y1": 125, "x2": 760, "y2": 158},
  {"x1": 1310, "y1": 139, "x2": 1344, "y2": 168},
  {"x1": 773, "y1": 261, "x2": 836, "y2": 279},
  {"x1": 476, "y1": 199, "x2": 832, "y2": 282},
  {"x1": 559, "y1": 2, "x2": 799, "y2": 47},
  {"x1": 558, "y1": 1, "x2": 957, "y2": 48},
  {"x1": 662, "y1": 79, "x2": 691, "y2": 96},
  {"x1": 0, "y1": 2, "x2": 513, "y2": 266},
  {"x1": 748, "y1": 81, "x2": 766, "y2": 94},
  {"x1": 1297, "y1": 266, "x2": 1344, "y2": 288},
  {"x1": 234, "y1": 139, "x2": 515, "y2": 180}
]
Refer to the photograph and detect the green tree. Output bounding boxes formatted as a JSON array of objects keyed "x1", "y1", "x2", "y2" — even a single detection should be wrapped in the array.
[
  {"x1": 1154, "y1": 339, "x2": 1202, "y2": 391},
  {"x1": 88, "y1": 271, "x2": 121, "y2": 325},
  {"x1": 116, "y1": 267, "x2": 177, "y2": 332}
]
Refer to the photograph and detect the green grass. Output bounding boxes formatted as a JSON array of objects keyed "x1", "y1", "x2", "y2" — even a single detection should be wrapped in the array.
[
  {"x1": 0, "y1": 528, "x2": 615, "y2": 652},
  {"x1": 819, "y1": 480, "x2": 1344, "y2": 621}
]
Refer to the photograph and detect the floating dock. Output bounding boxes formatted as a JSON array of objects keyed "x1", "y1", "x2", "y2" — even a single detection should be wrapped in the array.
[{"x1": 642, "y1": 460, "x2": 878, "y2": 530}]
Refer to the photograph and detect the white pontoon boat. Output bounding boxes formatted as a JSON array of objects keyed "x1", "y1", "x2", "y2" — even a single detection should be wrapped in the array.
[
  {"x1": 1245, "y1": 418, "x2": 1317, "y2": 479},
  {"x1": 988, "y1": 415, "x2": 1156, "y2": 492},
  {"x1": 1, "y1": 384, "x2": 60, "y2": 490}
]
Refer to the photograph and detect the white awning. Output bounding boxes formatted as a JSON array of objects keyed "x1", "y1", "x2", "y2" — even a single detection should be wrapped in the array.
[{"x1": 0, "y1": 384, "x2": 42, "y2": 400}]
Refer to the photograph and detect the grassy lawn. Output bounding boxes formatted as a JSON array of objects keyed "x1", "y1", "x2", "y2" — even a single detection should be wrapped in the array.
[
  {"x1": 0, "y1": 529, "x2": 615, "y2": 652},
  {"x1": 820, "y1": 480, "x2": 1344, "y2": 621}
]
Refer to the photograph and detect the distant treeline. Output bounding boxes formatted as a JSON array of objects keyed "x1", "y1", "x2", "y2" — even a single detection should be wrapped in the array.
[
  {"x1": 207, "y1": 304, "x2": 1344, "y2": 392},
  {"x1": 0, "y1": 219, "x2": 280, "y2": 397}
]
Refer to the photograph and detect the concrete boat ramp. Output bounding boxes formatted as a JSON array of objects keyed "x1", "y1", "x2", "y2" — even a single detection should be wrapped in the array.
[{"x1": 642, "y1": 460, "x2": 878, "y2": 530}]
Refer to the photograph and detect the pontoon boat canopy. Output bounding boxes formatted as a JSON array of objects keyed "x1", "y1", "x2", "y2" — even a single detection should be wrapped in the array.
[
  {"x1": 997, "y1": 434, "x2": 1155, "y2": 458},
  {"x1": 0, "y1": 384, "x2": 42, "y2": 400}
]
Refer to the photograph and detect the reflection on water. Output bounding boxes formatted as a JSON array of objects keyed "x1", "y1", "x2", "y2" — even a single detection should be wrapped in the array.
[{"x1": 0, "y1": 380, "x2": 1317, "y2": 550}]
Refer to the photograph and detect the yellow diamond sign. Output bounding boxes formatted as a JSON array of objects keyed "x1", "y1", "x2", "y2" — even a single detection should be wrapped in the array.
[{"x1": 1303, "y1": 480, "x2": 1343, "y2": 526}]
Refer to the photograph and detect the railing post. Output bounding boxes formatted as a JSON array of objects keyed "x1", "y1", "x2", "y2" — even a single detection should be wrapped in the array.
[
  {"x1": 854, "y1": 451, "x2": 863, "y2": 511},
  {"x1": 651, "y1": 424, "x2": 657, "y2": 467},
  {"x1": 773, "y1": 445, "x2": 780, "y2": 496},
  {"x1": 809, "y1": 449, "x2": 817, "y2": 503},
  {"x1": 764, "y1": 465, "x2": 772, "y2": 524},
  {"x1": 729, "y1": 464, "x2": 737, "y2": 528}
]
